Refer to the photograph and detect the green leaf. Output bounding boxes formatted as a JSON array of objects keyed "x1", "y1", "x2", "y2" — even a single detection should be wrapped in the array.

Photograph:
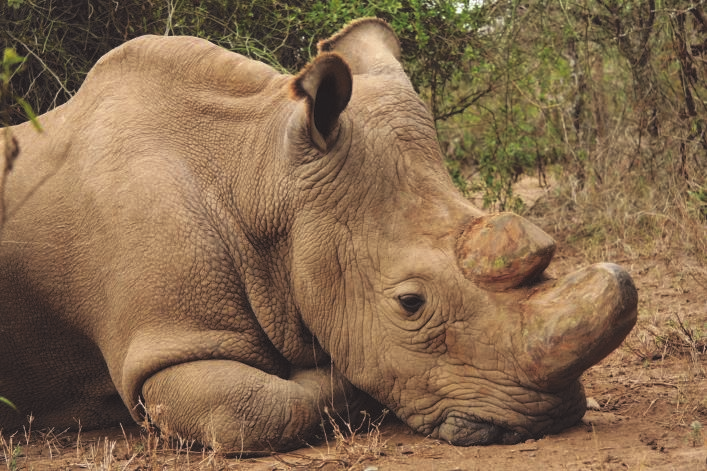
[
  {"x1": 0, "y1": 396, "x2": 17, "y2": 410},
  {"x1": 2, "y1": 48, "x2": 25, "y2": 68},
  {"x1": 15, "y1": 96, "x2": 42, "y2": 131}
]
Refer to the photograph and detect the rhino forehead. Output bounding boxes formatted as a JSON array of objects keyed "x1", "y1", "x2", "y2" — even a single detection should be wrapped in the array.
[
  {"x1": 307, "y1": 107, "x2": 453, "y2": 228},
  {"x1": 354, "y1": 83, "x2": 438, "y2": 145}
]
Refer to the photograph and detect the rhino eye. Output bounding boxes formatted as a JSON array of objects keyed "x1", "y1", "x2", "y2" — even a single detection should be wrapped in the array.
[{"x1": 398, "y1": 294, "x2": 425, "y2": 314}]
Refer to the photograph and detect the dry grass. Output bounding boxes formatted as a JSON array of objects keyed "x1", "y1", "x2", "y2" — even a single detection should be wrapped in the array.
[
  {"x1": 623, "y1": 312, "x2": 707, "y2": 364},
  {"x1": 266, "y1": 408, "x2": 393, "y2": 471},
  {"x1": 517, "y1": 108, "x2": 706, "y2": 272},
  {"x1": 0, "y1": 406, "x2": 399, "y2": 470},
  {"x1": 530, "y1": 174, "x2": 705, "y2": 266},
  {"x1": 0, "y1": 416, "x2": 231, "y2": 470}
]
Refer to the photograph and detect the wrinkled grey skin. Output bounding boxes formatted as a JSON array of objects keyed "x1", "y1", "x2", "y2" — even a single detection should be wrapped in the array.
[{"x1": 0, "y1": 19, "x2": 637, "y2": 451}]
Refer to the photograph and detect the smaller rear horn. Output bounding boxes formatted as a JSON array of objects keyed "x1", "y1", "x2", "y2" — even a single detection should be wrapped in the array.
[{"x1": 456, "y1": 213, "x2": 556, "y2": 291}]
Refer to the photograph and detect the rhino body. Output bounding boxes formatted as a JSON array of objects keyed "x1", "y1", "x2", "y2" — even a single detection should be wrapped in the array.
[{"x1": 0, "y1": 19, "x2": 637, "y2": 451}]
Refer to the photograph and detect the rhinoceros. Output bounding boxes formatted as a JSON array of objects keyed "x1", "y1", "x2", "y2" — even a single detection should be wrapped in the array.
[{"x1": 0, "y1": 18, "x2": 637, "y2": 451}]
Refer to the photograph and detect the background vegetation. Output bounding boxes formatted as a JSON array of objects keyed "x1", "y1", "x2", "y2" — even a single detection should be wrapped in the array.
[{"x1": 0, "y1": 0, "x2": 705, "y2": 262}]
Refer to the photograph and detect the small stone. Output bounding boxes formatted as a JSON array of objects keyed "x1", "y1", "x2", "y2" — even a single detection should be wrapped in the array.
[{"x1": 586, "y1": 397, "x2": 601, "y2": 410}]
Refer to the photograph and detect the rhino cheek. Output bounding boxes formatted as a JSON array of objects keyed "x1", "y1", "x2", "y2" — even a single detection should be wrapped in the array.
[{"x1": 416, "y1": 264, "x2": 634, "y2": 446}]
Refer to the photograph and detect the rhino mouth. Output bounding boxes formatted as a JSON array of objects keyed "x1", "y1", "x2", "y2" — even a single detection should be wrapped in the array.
[
  {"x1": 426, "y1": 377, "x2": 588, "y2": 447},
  {"x1": 437, "y1": 413, "x2": 525, "y2": 446}
]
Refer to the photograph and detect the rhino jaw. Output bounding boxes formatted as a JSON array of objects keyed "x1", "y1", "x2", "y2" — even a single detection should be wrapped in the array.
[{"x1": 518, "y1": 262, "x2": 638, "y2": 391}]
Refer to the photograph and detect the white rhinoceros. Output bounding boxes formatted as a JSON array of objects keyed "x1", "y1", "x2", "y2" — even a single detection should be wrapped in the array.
[{"x1": 0, "y1": 18, "x2": 637, "y2": 451}]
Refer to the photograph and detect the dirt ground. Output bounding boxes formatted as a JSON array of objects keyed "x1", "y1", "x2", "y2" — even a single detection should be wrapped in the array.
[{"x1": 2, "y1": 251, "x2": 705, "y2": 470}]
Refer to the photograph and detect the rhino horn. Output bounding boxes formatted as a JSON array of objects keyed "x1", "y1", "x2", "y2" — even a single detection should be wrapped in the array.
[
  {"x1": 518, "y1": 263, "x2": 638, "y2": 391},
  {"x1": 318, "y1": 18, "x2": 402, "y2": 76},
  {"x1": 456, "y1": 213, "x2": 556, "y2": 291},
  {"x1": 291, "y1": 53, "x2": 352, "y2": 151}
]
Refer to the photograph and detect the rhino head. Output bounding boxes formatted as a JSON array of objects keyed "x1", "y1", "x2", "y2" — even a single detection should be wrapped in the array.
[{"x1": 286, "y1": 19, "x2": 637, "y2": 445}]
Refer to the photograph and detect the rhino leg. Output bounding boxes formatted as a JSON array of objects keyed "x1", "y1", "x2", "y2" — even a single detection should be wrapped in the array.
[{"x1": 141, "y1": 360, "x2": 354, "y2": 452}]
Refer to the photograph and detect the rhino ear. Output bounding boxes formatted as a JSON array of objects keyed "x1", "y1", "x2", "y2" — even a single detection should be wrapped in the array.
[
  {"x1": 318, "y1": 18, "x2": 402, "y2": 76},
  {"x1": 291, "y1": 52, "x2": 352, "y2": 152}
]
